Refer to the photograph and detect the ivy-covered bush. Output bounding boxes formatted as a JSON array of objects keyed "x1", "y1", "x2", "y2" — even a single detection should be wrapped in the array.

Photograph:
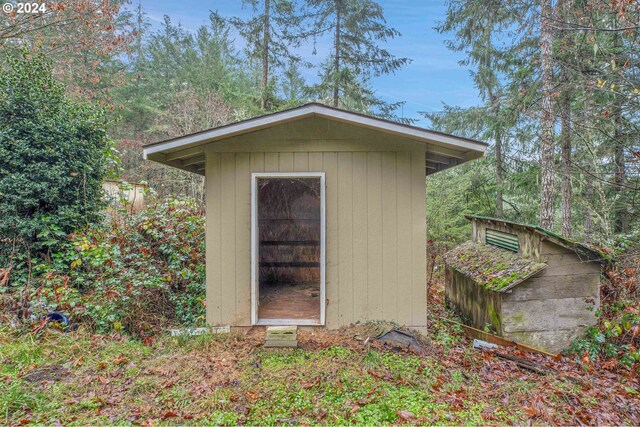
[
  {"x1": 0, "y1": 50, "x2": 112, "y2": 263},
  {"x1": 4, "y1": 197, "x2": 206, "y2": 338},
  {"x1": 570, "y1": 231, "x2": 640, "y2": 372}
]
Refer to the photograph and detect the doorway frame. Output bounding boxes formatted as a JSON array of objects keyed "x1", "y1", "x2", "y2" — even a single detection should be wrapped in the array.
[{"x1": 250, "y1": 172, "x2": 326, "y2": 326}]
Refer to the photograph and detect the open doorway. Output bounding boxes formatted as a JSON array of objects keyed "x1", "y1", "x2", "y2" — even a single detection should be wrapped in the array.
[{"x1": 251, "y1": 173, "x2": 325, "y2": 325}]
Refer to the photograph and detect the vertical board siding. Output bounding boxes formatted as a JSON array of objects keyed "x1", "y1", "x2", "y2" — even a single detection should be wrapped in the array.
[
  {"x1": 235, "y1": 153, "x2": 251, "y2": 324},
  {"x1": 220, "y1": 153, "x2": 237, "y2": 324},
  {"x1": 308, "y1": 153, "x2": 323, "y2": 171},
  {"x1": 352, "y1": 152, "x2": 368, "y2": 321},
  {"x1": 264, "y1": 152, "x2": 279, "y2": 172},
  {"x1": 205, "y1": 151, "x2": 222, "y2": 325},
  {"x1": 205, "y1": 149, "x2": 428, "y2": 328},
  {"x1": 381, "y1": 152, "x2": 399, "y2": 322},
  {"x1": 366, "y1": 152, "x2": 383, "y2": 321},
  {"x1": 250, "y1": 153, "x2": 265, "y2": 172},
  {"x1": 396, "y1": 152, "x2": 413, "y2": 325},
  {"x1": 279, "y1": 152, "x2": 294, "y2": 171},
  {"x1": 411, "y1": 151, "x2": 427, "y2": 326},
  {"x1": 337, "y1": 152, "x2": 354, "y2": 325},
  {"x1": 293, "y1": 152, "x2": 309, "y2": 172},
  {"x1": 323, "y1": 153, "x2": 340, "y2": 327}
]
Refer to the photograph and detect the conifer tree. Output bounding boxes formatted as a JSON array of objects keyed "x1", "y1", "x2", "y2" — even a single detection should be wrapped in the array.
[
  {"x1": 304, "y1": 0, "x2": 409, "y2": 116},
  {"x1": 223, "y1": 0, "x2": 305, "y2": 110}
]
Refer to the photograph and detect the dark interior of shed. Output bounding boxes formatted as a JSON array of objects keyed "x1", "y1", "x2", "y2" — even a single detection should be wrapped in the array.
[{"x1": 257, "y1": 177, "x2": 321, "y2": 321}]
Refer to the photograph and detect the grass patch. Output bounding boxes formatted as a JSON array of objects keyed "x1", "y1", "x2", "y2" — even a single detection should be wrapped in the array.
[{"x1": 0, "y1": 325, "x2": 637, "y2": 425}]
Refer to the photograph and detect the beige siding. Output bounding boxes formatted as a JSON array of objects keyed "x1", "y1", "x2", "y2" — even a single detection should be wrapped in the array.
[
  {"x1": 220, "y1": 153, "x2": 236, "y2": 324},
  {"x1": 205, "y1": 152, "x2": 222, "y2": 326},
  {"x1": 366, "y1": 153, "x2": 383, "y2": 321},
  {"x1": 324, "y1": 153, "x2": 340, "y2": 325},
  {"x1": 205, "y1": 146, "x2": 428, "y2": 328},
  {"x1": 337, "y1": 152, "x2": 354, "y2": 325},
  {"x1": 411, "y1": 151, "x2": 428, "y2": 325},
  {"x1": 352, "y1": 152, "x2": 368, "y2": 324},
  {"x1": 381, "y1": 152, "x2": 398, "y2": 322},
  {"x1": 396, "y1": 152, "x2": 412, "y2": 325},
  {"x1": 234, "y1": 154, "x2": 251, "y2": 324}
]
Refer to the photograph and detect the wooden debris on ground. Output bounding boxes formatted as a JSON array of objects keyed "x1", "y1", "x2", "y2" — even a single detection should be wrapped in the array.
[
  {"x1": 493, "y1": 352, "x2": 557, "y2": 375},
  {"x1": 442, "y1": 317, "x2": 558, "y2": 357}
]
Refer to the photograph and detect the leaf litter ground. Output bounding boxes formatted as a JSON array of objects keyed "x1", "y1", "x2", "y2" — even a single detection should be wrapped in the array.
[{"x1": 1, "y1": 287, "x2": 638, "y2": 426}]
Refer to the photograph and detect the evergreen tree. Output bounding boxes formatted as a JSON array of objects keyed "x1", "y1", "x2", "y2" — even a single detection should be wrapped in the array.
[
  {"x1": 436, "y1": 0, "x2": 520, "y2": 218},
  {"x1": 281, "y1": 59, "x2": 308, "y2": 106},
  {"x1": 430, "y1": 0, "x2": 640, "y2": 241},
  {"x1": 304, "y1": 0, "x2": 410, "y2": 118},
  {"x1": 222, "y1": 0, "x2": 306, "y2": 110}
]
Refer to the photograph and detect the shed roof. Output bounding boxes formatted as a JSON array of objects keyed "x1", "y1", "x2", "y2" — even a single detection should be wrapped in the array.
[
  {"x1": 465, "y1": 215, "x2": 613, "y2": 264},
  {"x1": 142, "y1": 103, "x2": 487, "y2": 176},
  {"x1": 443, "y1": 241, "x2": 548, "y2": 293}
]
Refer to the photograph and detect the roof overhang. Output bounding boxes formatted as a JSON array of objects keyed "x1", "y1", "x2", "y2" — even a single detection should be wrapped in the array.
[{"x1": 142, "y1": 103, "x2": 488, "y2": 176}]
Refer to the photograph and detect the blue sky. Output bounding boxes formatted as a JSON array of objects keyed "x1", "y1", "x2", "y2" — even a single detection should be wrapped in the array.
[{"x1": 138, "y1": 0, "x2": 479, "y2": 125}]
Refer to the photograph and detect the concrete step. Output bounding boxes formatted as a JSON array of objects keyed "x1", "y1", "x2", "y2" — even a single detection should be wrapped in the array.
[{"x1": 265, "y1": 325, "x2": 298, "y2": 348}]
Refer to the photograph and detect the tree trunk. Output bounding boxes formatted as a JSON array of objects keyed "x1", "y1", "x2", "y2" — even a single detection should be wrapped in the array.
[
  {"x1": 613, "y1": 97, "x2": 626, "y2": 233},
  {"x1": 483, "y1": 20, "x2": 503, "y2": 218},
  {"x1": 539, "y1": 0, "x2": 556, "y2": 229},
  {"x1": 332, "y1": 0, "x2": 341, "y2": 107},
  {"x1": 261, "y1": 0, "x2": 270, "y2": 110},
  {"x1": 584, "y1": 177, "x2": 593, "y2": 242},
  {"x1": 489, "y1": 92, "x2": 504, "y2": 218},
  {"x1": 495, "y1": 129, "x2": 504, "y2": 218},
  {"x1": 612, "y1": 33, "x2": 626, "y2": 233},
  {"x1": 560, "y1": 71, "x2": 572, "y2": 237}
]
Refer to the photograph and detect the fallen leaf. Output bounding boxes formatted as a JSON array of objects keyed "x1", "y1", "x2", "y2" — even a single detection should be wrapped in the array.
[
  {"x1": 396, "y1": 410, "x2": 416, "y2": 421},
  {"x1": 161, "y1": 411, "x2": 178, "y2": 420},
  {"x1": 113, "y1": 354, "x2": 129, "y2": 365}
]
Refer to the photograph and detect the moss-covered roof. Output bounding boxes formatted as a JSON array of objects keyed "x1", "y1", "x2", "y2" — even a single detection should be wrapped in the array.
[
  {"x1": 443, "y1": 241, "x2": 547, "y2": 292},
  {"x1": 465, "y1": 215, "x2": 614, "y2": 265}
]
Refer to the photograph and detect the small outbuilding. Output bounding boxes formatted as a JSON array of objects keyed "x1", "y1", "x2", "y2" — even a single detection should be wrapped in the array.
[
  {"x1": 103, "y1": 179, "x2": 147, "y2": 212},
  {"x1": 444, "y1": 215, "x2": 611, "y2": 353},
  {"x1": 143, "y1": 103, "x2": 486, "y2": 330}
]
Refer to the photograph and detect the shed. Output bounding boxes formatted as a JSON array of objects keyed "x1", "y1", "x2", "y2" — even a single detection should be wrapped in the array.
[
  {"x1": 444, "y1": 215, "x2": 611, "y2": 353},
  {"x1": 103, "y1": 179, "x2": 147, "y2": 212},
  {"x1": 142, "y1": 103, "x2": 487, "y2": 330}
]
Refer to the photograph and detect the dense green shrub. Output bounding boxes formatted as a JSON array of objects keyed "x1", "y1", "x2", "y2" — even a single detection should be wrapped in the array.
[
  {"x1": 0, "y1": 50, "x2": 112, "y2": 263},
  {"x1": 3, "y1": 197, "x2": 206, "y2": 337},
  {"x1": 569, "y1": 231, "x2": 640, "y2": 372}
]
